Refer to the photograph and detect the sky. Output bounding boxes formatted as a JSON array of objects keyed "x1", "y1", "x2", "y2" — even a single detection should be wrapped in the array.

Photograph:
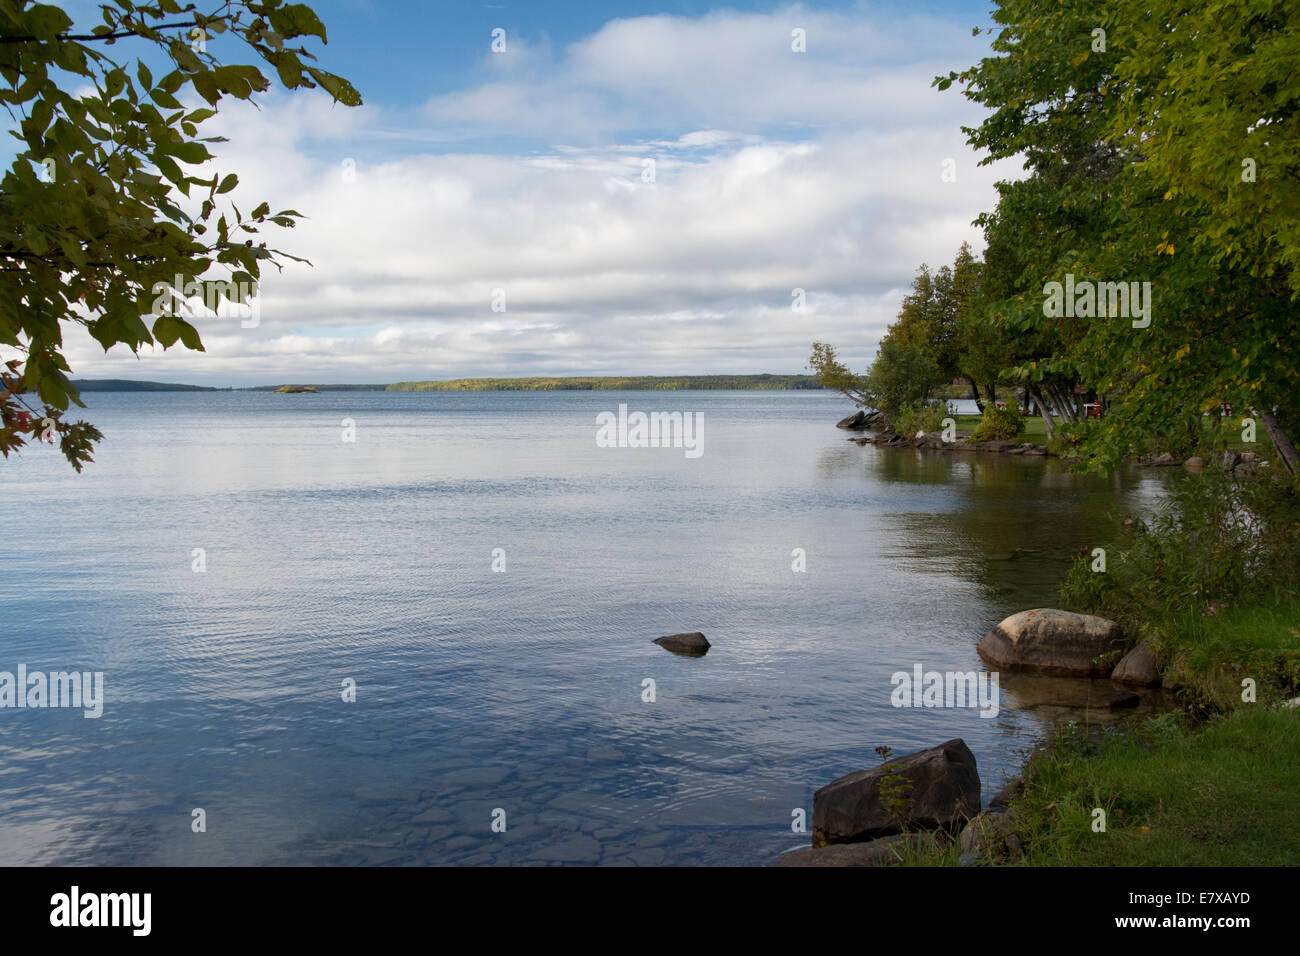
[{"x1": 50, "y1": 0, "x2": 1021, "y2": 386}]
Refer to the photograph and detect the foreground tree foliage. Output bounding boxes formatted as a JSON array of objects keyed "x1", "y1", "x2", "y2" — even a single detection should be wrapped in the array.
[
  {"x1": 0, "y1": 0, "x2": 360, "y2": 469},
  {"x1": 815, "y1": 0, "x2": 1300, "y2": 473}
]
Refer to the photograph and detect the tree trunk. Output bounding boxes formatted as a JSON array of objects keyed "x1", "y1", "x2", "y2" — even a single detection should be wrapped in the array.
[
  {"x1": 1052, "y1": 383, "x2": 1079, "y2": 423},
  {"x1": 1059, "y1": 384, "x2": 1080, "y2": 423},
  {"x1": 967, "y1": 376, "x2": 984, "y2": 414},
  {"x1": 1043, "y1": 384, "x2": 1067, "y2": 423},
  {"x1": 1029, "y1": 384, "x2": 1056, "y2": 440},
  {"x1": 1258, "y1": 407, "x2": 1299, "y2": 475}
]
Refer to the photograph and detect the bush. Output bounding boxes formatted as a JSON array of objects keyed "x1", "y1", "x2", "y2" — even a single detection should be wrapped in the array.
[
  {"x1": 892, "y1": 400, "x2": 947, "y2": 437},
  {"x1": 1060, "y1": 469, "x2": 1300, "y2": 708},
  {"x1": 969, "y1": 404, "x2": 1025, "y2": 442}
]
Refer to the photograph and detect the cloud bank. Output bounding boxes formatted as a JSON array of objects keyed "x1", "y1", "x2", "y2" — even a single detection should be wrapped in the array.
[{"x1": 61, "y1": 5, "x2": 1019, "y2": 386}]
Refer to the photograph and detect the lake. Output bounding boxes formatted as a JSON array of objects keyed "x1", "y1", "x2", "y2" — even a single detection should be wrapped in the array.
[{"x1": 0, "y1": 389, "x2": 1168, "y2": 865}]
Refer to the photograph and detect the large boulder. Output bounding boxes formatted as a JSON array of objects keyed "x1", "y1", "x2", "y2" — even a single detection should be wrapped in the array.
[
  {"x1": 1111, "y1": 640, "x2": 1161, "y2": 687},
  {"x1": 773, "y1": 833, "x2": 935, "y2": 867},
  {"x1": 977, "y1": 608, "x2": 1124, "y2": 678},
  {"x1": 812, "y1": 739, "x2": 980, "y2": 845},
  {"x1": 652, "y1": 632, "x2": 711, "y2": 656}
]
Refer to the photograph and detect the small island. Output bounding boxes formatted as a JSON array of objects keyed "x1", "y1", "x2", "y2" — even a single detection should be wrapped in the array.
[{"x1": 274, "y1": 385, "x2": 318, "y2": 393}]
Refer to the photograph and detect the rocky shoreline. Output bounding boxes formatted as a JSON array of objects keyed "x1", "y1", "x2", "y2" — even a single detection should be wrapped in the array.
[
  {"x1": 836, "y1": 409, "x2": 1272, "y2": 474},
  {"x1": 776, "y1": 607, "x2": 1162, "y2": 867}
]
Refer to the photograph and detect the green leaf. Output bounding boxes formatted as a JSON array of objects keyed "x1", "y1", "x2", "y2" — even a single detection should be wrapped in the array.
[
  {"x1": 269, "y1": 4, "x2": 328, "y2": 42},
  {"x1": 305, "y1": 67, "x2": 362, "y2": 106},
  {"x1": 24, "y1": 4, "x2": 73, "y2": 42}
]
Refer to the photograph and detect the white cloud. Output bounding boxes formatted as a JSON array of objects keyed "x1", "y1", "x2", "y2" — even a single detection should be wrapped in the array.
[{"x1": 60, "y1": 5, "x2": 1020, "y2": 386}]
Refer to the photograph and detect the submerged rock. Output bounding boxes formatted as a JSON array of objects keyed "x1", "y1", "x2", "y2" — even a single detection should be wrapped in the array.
[
  {"x1": 652, "y1": 632, "x2": 711, "y2": 656},
  {"x1": 812, "y1": 738, "x2": 980, "y2": 845},
  {"x1": 977, "y1": 608, "x2": 1124, "y2": 678},
  {"x1": 773, "y1": 833, "x2": 933, "y2": 867}
]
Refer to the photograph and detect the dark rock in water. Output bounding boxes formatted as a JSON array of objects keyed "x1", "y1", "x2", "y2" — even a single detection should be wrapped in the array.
[
  {"x1": 977, "y1": 608, "x2": 1124, "y2": 678},
  {"x1": 1108, "y1": 692, "x2": 1141, "y2": 710},
  {"x1": 1111, "y1": 640, "x2": 1161, "y2": 687},
  {"x1": 653, "y1": 632, "x2": 711, "y2": 656},
  {"x1": 836, "y1": 409, "x2": 888, "y2": 430},
  {"x1": 812, "y1": 739, "x2": 980, "y2": 845},
  {"x1": 837, "y1": 410, "x2": 869, "y2": 429},
  {"x1": 772, "y1": 833, "x2": 932, "y2": 867}
]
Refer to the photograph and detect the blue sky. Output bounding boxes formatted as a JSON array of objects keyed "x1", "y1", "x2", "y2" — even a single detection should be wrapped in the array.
[{"x1": 49, "y1": 0, "x2": 1019, "y2": 386}]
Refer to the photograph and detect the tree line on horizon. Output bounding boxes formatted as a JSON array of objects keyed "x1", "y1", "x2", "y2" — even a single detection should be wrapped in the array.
[
  {"x1": 811, "y1": 0, "x2": 1299, "y2": 474},
  {"x1": 388, "y1": 375, "x2": 823, "y2": 392}
]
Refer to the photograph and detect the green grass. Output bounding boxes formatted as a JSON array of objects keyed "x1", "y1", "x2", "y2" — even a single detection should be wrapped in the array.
[
  {"x1": 1158, "y1": 600, "x2": 1300, "y2": 712},
  {"x1": 951, "y1": 413, "x2": 1048, "y2": 444},
  {"x1": 897, "y1": 593, "x2": 1300, "y2": 867},
  {"x1": 1008, "y1": 708, "x2": 1300, "y2": 865}
]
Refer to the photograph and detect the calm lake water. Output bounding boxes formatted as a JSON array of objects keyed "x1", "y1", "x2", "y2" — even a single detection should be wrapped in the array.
[{"x1": 0, "y1": 390, "x2": 1168, "y2": 865}]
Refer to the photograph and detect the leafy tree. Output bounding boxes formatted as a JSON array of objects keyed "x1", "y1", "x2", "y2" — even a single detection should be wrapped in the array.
[
  {"x1": 1106, "y1": 0, "x2": 1300, "y2": 472},
  {"x1": 941, "y1": 0, "x2": 1300, "y2": 472},
  {"x1": 863, "y1": 265, "x2": 947, "y2": 418},
  {"x1": 0, "y1": 0, "x2": 361, "y2": 469},
  {"x1": 807, "y1": 341, "x2": 871, "y2": 407},
  {"x1": 948, "y1": 241, "x2": 997, "y2": 409}
]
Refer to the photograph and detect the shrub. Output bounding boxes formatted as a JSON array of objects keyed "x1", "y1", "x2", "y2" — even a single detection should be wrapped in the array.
[
  {"x1": 1060, "y1": 469, "x2": 1300, "y2": 709},
  {"x1": 969, "y1": 404, "x2": 1025, "y2": 442},
  {"x1": 893, "y1": 400, "x2": 946, "y2": 437}
]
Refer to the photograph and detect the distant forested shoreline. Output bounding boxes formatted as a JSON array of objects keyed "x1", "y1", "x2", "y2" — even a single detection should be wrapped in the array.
[
  {"x1": 69, "y1": 375, "x2": 824, "y2": 393},
  {"x1": 387, "y1": 375, "x2": 824, "y2": 391}
]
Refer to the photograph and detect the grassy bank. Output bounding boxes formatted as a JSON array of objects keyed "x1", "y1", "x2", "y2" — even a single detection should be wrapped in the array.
[
  {"x1": 1009, "y1": 706, "x2": 1300, "y2": 865},
  {"x1": 900, "y1": 468, "x2": 1300, "y2": 867},
  {"x1": 951, "y1": 412, "x2": 1048, "y2": 444},
  {"x1": 1000, "y1": 468, "x2": 1300, "y2": 865}
]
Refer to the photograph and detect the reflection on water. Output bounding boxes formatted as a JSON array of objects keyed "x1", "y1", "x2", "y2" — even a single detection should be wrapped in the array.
[{"x1": 0, "y1": 391, "x2": 1169, "y2": 865}]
